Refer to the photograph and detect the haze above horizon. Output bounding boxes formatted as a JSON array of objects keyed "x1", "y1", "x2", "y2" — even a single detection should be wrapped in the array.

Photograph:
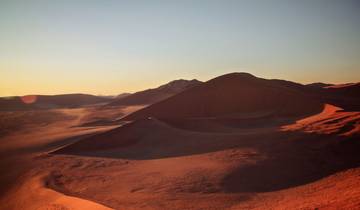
[{"x1": 1, "y1": 0, "x2": 359, "y2": 97}]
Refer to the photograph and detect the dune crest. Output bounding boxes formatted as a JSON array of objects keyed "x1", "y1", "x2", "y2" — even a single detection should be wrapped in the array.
[{"x1": 282, "y1": 104, "x2": 360, "y2": 136}]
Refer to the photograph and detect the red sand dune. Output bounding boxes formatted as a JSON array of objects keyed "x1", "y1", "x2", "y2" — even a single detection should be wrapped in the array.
[
  {"x1": 123, "y1": 73, "x2": 323, "y2": 120},
  {"x1": 54, "y1": 117, "x2": 271, "y2": 159},
  {"x1": 282, "y1": 104, "x2": 360, "y2": 136}
]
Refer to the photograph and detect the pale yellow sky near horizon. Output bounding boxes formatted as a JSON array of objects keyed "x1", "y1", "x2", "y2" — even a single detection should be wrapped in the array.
[
  {"x1": 1, "y1": 63, "x2": 358, "y2": 97},
  {"x1": 1, "y1": 0, "x2": 359, "y2": 97}
]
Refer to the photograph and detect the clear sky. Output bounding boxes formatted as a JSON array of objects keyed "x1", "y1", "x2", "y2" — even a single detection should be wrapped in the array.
[{"x1": 1, "y1": 0, "x2": 359, "y2": 96}]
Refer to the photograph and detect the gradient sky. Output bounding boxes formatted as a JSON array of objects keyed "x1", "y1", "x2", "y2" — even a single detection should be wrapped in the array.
[{"x1": 1, "y1": 0, "x2": 359, "y2": 96}]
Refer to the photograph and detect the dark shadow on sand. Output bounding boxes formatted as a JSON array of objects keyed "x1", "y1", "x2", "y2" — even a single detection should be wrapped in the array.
[{"x1": 221, "y1": 132, "x2": 360, "y2": 192}]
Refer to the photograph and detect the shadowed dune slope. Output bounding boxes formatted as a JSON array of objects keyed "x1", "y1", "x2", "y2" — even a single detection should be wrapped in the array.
[
  {"x1": 325, "y1": 83, "x2": 360, "y2": 99},
  {"x1": 108, "y1": 79, "x2": 202, "y2": 106},
  {"x1": 123, "y1": 73, "x2": 323, "y2": 120},
  {"x1": 321, "y1": 83, "x2": 360, "y2": 111},
  {"x1": 54, "y1": 118, "x2": 263, "y2": 159}
]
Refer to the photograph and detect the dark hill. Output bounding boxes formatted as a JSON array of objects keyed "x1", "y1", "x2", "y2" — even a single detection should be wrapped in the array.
[
  {"x1": 107, "y1": 79, "x2": 202, "y2": 106},
  {"x1": 123, "y1": 73, "x2": 323, "y2": 120}
]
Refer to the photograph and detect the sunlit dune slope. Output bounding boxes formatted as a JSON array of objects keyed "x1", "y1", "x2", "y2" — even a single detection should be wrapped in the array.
[
  {"x1": 282, "y1": 104, "x2": 360, "y2": 136},
  {"x1": 0, "y1": 172, "x2": 112, "y2": 210}
]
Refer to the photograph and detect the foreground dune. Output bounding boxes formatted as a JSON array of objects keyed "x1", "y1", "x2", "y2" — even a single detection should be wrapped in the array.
[
  {"x1": 22, "y1": 103, "x2": 357, "y2": 209},
  {"x1": 4, "y1": 152, "x2": 359, "y2": 210},
  {"x1": 0, "y1": 105, "x2": 143, "y2": 209}
]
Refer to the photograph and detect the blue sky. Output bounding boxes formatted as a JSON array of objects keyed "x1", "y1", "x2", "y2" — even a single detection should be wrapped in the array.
[{"x1": 1, "y1": 0, "x2": 359, "y2": 96}]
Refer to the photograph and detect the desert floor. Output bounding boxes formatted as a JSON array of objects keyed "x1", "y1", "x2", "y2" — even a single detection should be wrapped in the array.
[{"x1": 0, "y1": 104, "x2": 359, "y2": 210}]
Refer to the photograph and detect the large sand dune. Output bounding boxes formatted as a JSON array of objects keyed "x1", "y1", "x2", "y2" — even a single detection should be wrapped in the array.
[{"x1": 124, "y1": 73, "x2": 323, "y2": 120}]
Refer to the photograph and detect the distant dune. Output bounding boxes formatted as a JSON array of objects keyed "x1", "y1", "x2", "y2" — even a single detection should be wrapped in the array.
[
  {"x1": 306, "y1": 82, "x2": 334, "y2": 89},
  {"x1": 124, "y1": 73, "x2": 323, "y2": 120},
  {"x1": 107, "y1": 79, "x2": 202, "y2": 106},
  {"x1": 115, "y1": 93, "x2": 132, "y2": 99},
  {"x1": 0, "y1": 94, "x2": 112, "y2": 111},
  {"x1": 319, "y1": 82, "x2": 360, "y2": 111},
  {"x1": 324, "y1": 82, "x2": 360, "y2": 97}
]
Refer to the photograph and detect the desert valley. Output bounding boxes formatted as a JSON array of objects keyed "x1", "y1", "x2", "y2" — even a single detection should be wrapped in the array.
[{"x1": 0, "y1": 72, "x2": 359, "y2": 210}]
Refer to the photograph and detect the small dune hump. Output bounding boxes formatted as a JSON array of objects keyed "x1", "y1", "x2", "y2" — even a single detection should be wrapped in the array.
[{"x1": 123, "y1": 72, "x2": 323, "y2": 120}]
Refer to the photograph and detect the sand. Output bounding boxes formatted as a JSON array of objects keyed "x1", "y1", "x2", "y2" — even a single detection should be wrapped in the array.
[
  {"x1": 5, "y1": 104, "x2": 356, "y2": 209},
  {"x1": 0, "y1": 105, "x2": 142, "y2": 209},
  {"x1": 1, "y1": 73, "x2": 359, "y2": 210},
  {"x1": 282, "y1": 104, "x2": 360, "y2": 136},
  {"x1": 1, "y1": 173, "x2": 112, "y2": 210}
]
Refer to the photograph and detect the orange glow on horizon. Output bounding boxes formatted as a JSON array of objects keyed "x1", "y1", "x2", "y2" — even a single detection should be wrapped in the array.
[{"x1": 20, "y1": 95, "x2": 37, "y2": 104}]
